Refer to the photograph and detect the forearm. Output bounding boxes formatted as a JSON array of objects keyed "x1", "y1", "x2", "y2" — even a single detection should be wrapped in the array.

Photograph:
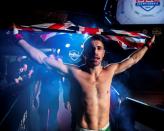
[
  {"x1": 114, "y1": 46, "x2": 148, "y2": 74},
  {"x1": 130, "y1": 46, "x2": 148, "y2": 63},
  {"x1": 17, "y1": 39, "x2": 70, "y2": 74},
  {"x1": 18, "y1": 39, "x2": 47, "y2": 64},
  {"x1": 130, "y1": 35, "x2": 155, "y2": 63},
  {"x1": 114, "y1": 35, "x2": 155, "y2": 74}
]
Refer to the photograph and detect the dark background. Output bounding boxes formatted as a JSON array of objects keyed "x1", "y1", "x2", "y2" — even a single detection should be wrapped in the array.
[
  {"x1": 0, "y1": 0, "x2": 164, "y2": 131},
  {"x1": 0, "y1": 0, "x2": 164, "y2": 92}
]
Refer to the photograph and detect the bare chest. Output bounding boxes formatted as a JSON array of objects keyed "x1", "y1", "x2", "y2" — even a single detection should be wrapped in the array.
[{"x1": 73, "y1": 72, "x2": 112, "y2": 98}]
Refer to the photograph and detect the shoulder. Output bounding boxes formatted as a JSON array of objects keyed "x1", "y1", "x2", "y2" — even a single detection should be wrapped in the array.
[
  {"x1": 103, "y1": 63, "x2": 119, "y2": 75},
  {"x1": 67, "y1": 64, "x2": 82, "y2": 73},
  {"x1": 104, "y1": 63, "x2": 118, "y2": 70}
]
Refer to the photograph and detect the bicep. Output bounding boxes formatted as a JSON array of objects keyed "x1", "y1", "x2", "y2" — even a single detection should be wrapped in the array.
[
  {"x1": 43, "y1": 57, "x2": 69, "y2": 74},
  {"x1": 114, "y1": 57, "x2": 135, "y2": 75},
  {"x1": 18, "y1": 39, "x2": 69, "y2": 74}
]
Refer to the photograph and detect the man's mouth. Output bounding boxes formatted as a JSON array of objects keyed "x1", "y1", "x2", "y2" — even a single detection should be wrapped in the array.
[{"x1": 92, "y1": 57, "x2": 100, "y2": 61}]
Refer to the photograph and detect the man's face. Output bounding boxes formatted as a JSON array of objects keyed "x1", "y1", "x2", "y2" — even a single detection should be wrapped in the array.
[{"x1": 84, "y1": 40, "x2": 105, "y2": 66}]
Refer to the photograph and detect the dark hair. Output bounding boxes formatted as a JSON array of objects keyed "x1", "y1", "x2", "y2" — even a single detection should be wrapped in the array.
[{"x1": 83, "y1": 34, "x2": 108, "y2": 54}]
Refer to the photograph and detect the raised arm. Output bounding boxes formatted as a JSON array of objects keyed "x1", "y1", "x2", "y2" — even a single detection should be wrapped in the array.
[
  {"x1": 13, "y1": 26, "x2": 69, "y2": 74},
  {"x1": 110, "y1": 35, "x2": 155, "y2": 75}
]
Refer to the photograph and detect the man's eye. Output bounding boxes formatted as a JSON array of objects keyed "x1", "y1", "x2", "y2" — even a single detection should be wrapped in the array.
[{"x1": 97, "y1": 47, "x2": 102, "y2": 50}]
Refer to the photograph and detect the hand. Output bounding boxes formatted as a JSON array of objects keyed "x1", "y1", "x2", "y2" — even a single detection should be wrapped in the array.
[
  {"x1": 13, "y1": 24, "x2": 19, "y2": 35},
  {"x1": 145, "y1": 35, "x2": 155, "y2": 48},
  {"x1": 13, "y1": 24, "x2": 23, "y2": 41},
  {"x1": 64, "y1": 101, "x2": 71, "y2": 111},
  {"x1": 14, "y1": 76, "x2": 23, "y2": 84}
]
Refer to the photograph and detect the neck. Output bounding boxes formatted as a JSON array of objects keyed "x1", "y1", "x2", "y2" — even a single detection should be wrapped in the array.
[{"x1": 86, "y1": 63, "x2": 103, "y2": 76}]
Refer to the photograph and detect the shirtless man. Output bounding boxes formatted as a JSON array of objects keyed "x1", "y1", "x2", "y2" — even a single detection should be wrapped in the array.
[{"x1": 13, "y1": 27, "x2": 155, "y2": 131}]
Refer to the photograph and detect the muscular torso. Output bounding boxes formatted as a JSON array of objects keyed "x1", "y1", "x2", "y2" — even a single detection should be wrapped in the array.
[{"x1": 70, "y1": 65, "x2": 115, "y2": 130}]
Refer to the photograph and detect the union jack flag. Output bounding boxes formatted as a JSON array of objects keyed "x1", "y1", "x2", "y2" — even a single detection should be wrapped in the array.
[{"x1": 15, "y1": 21, "x2": 150, "y2": 50}]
